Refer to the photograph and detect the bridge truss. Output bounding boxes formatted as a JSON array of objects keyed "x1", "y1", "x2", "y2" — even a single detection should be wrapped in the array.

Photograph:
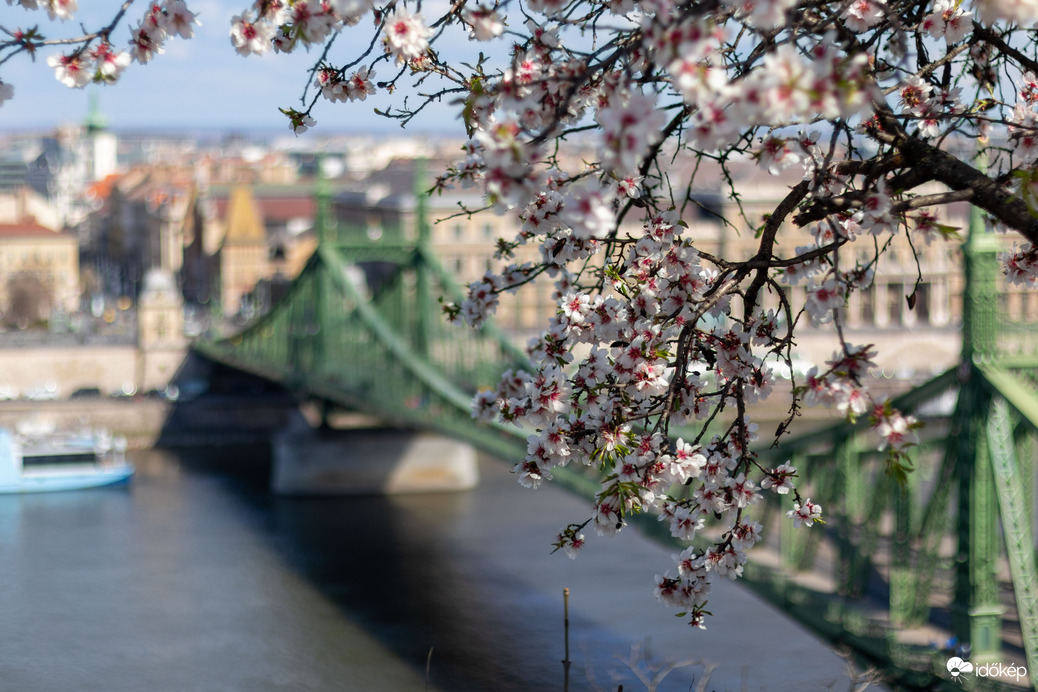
[
  {"x1": 194, "y1": 173, "x2": 530, "y2": 464},
  {"x1": 740, "y1": 207, "x2": 1038, "y2": 689}
]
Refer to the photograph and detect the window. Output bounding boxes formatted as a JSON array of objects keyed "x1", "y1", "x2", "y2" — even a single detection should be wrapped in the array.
[
  {"x1": 887, "y1": 283, "x2": 903, "y2": 326},
  {"x1": 860, "y1": 285, "x2": 875, "y2": 325},
  {"x1": 453, "y1": 223, "x2": 464, "y2": 240},
  {"x1": 911, "y1": 283, "x2": 930, "y2": 324},
  {"x1": 482, "y1": 222, "x2": 494, "y2": 239}
]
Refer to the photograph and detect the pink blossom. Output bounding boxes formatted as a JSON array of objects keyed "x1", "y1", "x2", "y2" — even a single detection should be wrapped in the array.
[
  {"x1": 47, "y1": 52, "x2": 91, "y2": 88},
  {"x1": 596, "y1": 90, "x2": 666, "y2": 173},
  {"x1": 876, "y1": 411, "x2": 919, "y2": 452},
  {"x1": 788, "y1": 499, "x2": 823, "y2": 527},
  {"x1": 88, "y1": 42, "x2": 131, "y2": 83},
  {"x1": 162, "y1": 0, "x2": 198, "y2": 40},
  {"x1": 465, "y1": 6, "x2": 504, "y2": 41},
  {"x1": 761, "y1": 463, "x2": 797, "y2": 495},
  {"x1": 230, "y1": 13, "x2": 273, "y2": 56},
  {"x1": 382, "y1": 6, "x2": 432, "y2": 64},
  {"x1": 130, "y1": 23, "x2": 165, "y2": 63},
  {"x1": 844, "y1": 0, "x2": 886, "y2": 32}
]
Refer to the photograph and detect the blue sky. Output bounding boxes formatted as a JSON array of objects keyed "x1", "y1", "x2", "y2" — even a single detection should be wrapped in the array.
[{"x1": 0, "y1": 1, "x2": 458, "y2": 134}]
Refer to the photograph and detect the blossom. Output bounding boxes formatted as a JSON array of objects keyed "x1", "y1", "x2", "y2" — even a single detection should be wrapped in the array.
[
  {"x1": 230, "y1": 14, "x2": 274, "y2": 56},
  {"x1": 668, "y1": 438, "x2": 705, "y2": 484},
  {"x1": 465, "y1": 6, "x2": 505, "y2": 41},
  {"x1": 560, "y1": 182, "x2": 615, "y2": 240},
  {"x1": 162, "y1": 0, "x2": 199, "y2": 40},
  {"x1": 47, "y1": 52, "x2": 91, "y2": 88},
  {"x1": 974, "y1": 0, "x2": 1038, "y2": 24},
  {"x1": 1002, "y1": 244, "x2": 1038, "y2": 287},
  {"x1": 721, "y1": 0, "x2": 798, "y2": 28},
  {"x1": 129, "y1": 23, "x2": 165, "y2": 64},
  {"x1": 382, "y1": 6, "x2": 432, "y2": 64},
  {"x1": 787, "y1": 499, "x2": 823, "y2": 527},
  {"x1": 731, "y1": 521, "x2": 763, "y2": 551},
  {"x1": 42, "y1": 0, "x2": 76, "y2": 21},
  {"x1": 24, "y1": 0, "x2": 76, "y2": 21},
  {"x1": 725, "y1": 474, "x2": 760, "y2": 508},
  {"x1": 329, "y1": 0, "x2": 372, "y2": 23},
  {"x1": 898, "y1": 75, "x2": 932, "y2": 117},
  {"x1": 515, "y1": 459, "x2": 546, "y2": 488},
  {"x1": 287, "y1": 0, "x2": 335, "y2": 44},
  {"x1": 280, "y1": 108, "x2": 316, "y2": 135},
  {"x1": 346, "y1": 67, "x2": 376, "y2": 101},
  {"x1": 805, "y1": 278, "x2": 845, "y2": 326},
  {"x1": 88, "y1": 42, "x2": 131, "y2": 83},
  {"x1": 756, "y1": 136, "x2": 800, "y2": 174},
  {"x1": 876, "y1": 410, "x2": 919, "y2": 452},
  {"x1": 316, "y1": 67, "x2": 347, "y2": 102},
  {"x1": 922, "y1": 0, "x2": 972, "y2": 44},
  {"x1": 844, "y1": 0, "x2": 886, "y2": 32},
  {"x1": 554, "y1": 529, "x2": 585, "y2": 558},
  {"x1": 834, "y1": 382, "x2": 870, "y2": 418},
  {"x1": 526, "y1": 0, "x2": 568, "y2": 16},
  {"x1": 596, "y1": 90, "x2": 666, "y2": 173},
  {"x1": 761, "y1": 462, "x2": 797, "y2": 494}
]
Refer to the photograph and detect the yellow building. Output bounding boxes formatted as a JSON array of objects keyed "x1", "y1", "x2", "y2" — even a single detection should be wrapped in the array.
[
  {"x1": 0, "y1": 220, "x2": 78, "y2": 327},
  {"x1": 332, "y1": 158, "x2": 558, "y2": 336},
  {"x1": 216, "y1": 185, "x2": 269, "y2": 316}
]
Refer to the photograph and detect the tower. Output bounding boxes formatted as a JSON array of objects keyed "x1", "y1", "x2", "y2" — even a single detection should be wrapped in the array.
[{"x1": 84, "y1": 92, "x2": 117, "y2": 182}]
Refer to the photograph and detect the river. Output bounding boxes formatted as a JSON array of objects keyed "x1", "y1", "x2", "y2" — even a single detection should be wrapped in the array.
[{"x1": 0, "y1": 445, "x2": 865, "y2": 691}]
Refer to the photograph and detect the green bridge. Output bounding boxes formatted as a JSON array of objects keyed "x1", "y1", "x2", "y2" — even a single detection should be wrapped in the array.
[{"x1": 194, "y1": 183, "x2": 1038, "y2": 690}]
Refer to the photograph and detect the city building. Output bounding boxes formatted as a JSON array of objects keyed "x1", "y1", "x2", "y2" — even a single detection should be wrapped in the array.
[
  {"x1": 1, "y1": 126, "x2": 1022, "y2": 387},
  {"x1": 0, "y1": 187, "x2": 61, "y2": 231},
  {"x1": 212, "y1": 185, "x2": 270, "y2": 317},
  {"x1": 0, "y1": 220, "x2": 79, "y2": 327},
  {"x1": 331, "y1": 157, "x2": 558, "y2": 335}
]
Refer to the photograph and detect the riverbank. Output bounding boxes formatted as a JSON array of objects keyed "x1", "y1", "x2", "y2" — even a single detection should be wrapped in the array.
[{"x1": 0, "y1": 394, "x2": 298, "y2": 449}]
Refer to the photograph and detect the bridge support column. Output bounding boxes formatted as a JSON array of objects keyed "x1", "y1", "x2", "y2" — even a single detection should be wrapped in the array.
[
  {"x1": 834, "y1": 437, "x2": 864, "y2": 597},
  {"x1": 953, "y1": 394, "x2": 1004, "y2": 665},
  {"x1": 889, "y1": 471, "x2": 915, "y2": 626},
  {"x1": 272, "y1": 416, "x2": 479, "y2": 495}
]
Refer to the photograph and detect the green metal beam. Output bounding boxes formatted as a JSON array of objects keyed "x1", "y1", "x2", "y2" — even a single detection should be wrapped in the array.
[
  {"x1": 953, "y1": 379, "x2": 1003, "y2": 664},
  {"x1": 987, "y1": 396, "x2": 1038, "y2": 673}
]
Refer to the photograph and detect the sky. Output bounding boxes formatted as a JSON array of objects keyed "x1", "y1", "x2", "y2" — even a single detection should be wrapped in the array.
[{"x1": 0, "y1": 1, "x2": 459, "y2": 135}]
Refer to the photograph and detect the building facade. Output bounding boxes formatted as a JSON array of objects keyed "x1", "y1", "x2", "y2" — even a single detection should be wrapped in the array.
[{"x1": 0, "y1": 221, "x2": 79, "y2": 327}]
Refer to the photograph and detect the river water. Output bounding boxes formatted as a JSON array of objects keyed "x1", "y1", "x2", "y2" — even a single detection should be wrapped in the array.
[{"x1": 0, "y1": 446, "x2": 863, "y2": 691}]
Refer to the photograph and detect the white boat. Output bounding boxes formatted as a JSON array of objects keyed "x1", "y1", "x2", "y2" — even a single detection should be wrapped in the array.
[{"x1": 0, "y1": 427, "x2": 134, "y2": 493}]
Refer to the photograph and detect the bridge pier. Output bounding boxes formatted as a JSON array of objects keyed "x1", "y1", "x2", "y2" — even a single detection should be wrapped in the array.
[{"x1": 271, "y1": 415, "x2": 479, "y2": 495}]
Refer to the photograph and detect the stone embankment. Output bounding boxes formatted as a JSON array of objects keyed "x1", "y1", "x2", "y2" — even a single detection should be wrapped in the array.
[{"x1": 0, "y1": 394, "x2": 299, "y2": 449}]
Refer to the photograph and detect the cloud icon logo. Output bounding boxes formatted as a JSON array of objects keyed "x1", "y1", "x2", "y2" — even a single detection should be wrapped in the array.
[{"x1": 947, "y1": 657, "x2": 974, "y2": 680}]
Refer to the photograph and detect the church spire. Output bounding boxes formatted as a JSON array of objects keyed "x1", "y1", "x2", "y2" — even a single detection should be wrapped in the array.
[{"x1": 85, "y1": 91, "x2": 107, "y2": 133}]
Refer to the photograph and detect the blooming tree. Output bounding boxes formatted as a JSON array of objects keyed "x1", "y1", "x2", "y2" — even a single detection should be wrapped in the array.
[{"x1": 4, "y1": 0, "x2": 1038, "y2": 628}]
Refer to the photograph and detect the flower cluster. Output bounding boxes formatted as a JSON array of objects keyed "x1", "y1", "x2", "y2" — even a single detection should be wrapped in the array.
[
  {"x1": 315, "y1": 66, "x2": 376, "y2": 103},
  {"x1": 1002, "y1": 243, "x2": 1038, "y2": 287},
  {"x1": 7, "y1": 0, "x2": 76, "y2": 22},
  {"x1": 129, "y1": 0, "x2": 197, "y2": 65},
  {"x1": 38, "y1": 0, "x2": 196, "y2": 89}
]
